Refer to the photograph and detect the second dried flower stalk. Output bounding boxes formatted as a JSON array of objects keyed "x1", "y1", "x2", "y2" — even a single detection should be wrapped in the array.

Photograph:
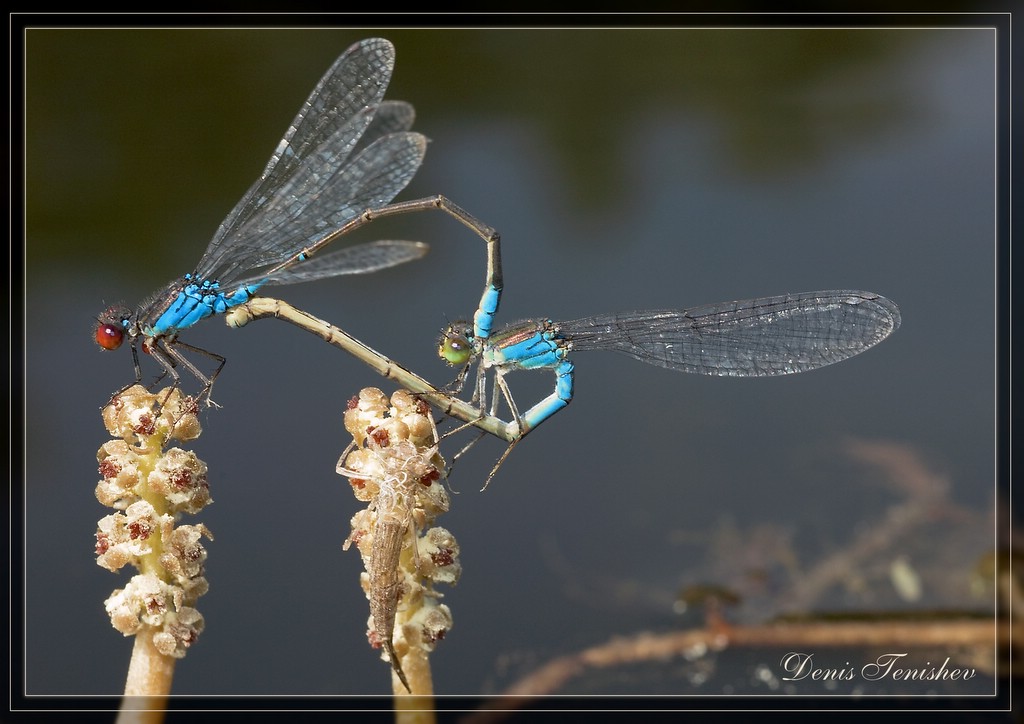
[{"x1": 339, "y1": 387, "x2": 461, "y2": 695}]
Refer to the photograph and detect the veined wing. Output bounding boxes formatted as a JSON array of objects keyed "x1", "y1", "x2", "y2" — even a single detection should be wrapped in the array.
[
  {"x1": 213, "y1": 131, "x2": 427, "y2": 284},
  {"x1": 353, "y1": 99, "x2": 415, "y2": 156},
  {"x1": 560, "y1": 290, "x2": 901, "y2": 377},
  {"x1": 196, "y1": 38, "x2": 397, "y2": 281},
  {"x1": 249, "y1": 240, "x2": 428, "y2": 286}
]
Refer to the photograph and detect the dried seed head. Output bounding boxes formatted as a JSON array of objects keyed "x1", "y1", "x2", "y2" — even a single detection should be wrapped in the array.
[
  {"x1": 338, "y1": 387, "x2": 456, "y2": 693},
  {"x1": 148, "y1": 448, "x2": 211, "y2": 514},
  {"x1": 102, "y1": 384, "x2": 201, "y2": 447},
  {"x1": 95, "y1": 384, "x2": 212, "y2": 660}
]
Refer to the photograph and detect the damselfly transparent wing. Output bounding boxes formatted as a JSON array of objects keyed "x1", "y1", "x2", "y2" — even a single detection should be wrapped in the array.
[
  {"x1": 261, "y1": 240, "x2": 428, "y2": 285},
  {"x1": 195, "y1": 38, "x2": 405, "y2": 283},
  {"x1": 561, "y1": 291, "x2": 901, "y2": 377}
]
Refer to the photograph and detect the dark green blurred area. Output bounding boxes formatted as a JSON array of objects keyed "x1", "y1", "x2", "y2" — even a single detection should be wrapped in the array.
[{"x1": 26, "y1": 28, "x2": 919, "y2": 276}]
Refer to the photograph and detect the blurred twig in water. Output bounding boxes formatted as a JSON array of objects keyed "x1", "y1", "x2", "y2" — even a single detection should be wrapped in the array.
[
  {"x1": 777, "y1": 438, "x2": 954, "y2": 611},
  {"x1": 464, "y1": 438, "x2": 1005, "y2": 712},
  {"x1": 463, "y1": 617, "x2": 1013, "y2": 720}
]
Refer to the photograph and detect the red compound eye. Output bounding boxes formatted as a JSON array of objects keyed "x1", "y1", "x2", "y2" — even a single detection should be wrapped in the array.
[{"x1": 94, "y1": 322, "x2": 124, "y2": 351}]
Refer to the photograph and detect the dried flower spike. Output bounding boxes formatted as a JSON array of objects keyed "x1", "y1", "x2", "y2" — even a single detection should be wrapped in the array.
[
  {"x1": 95, "y1": 385, "x2": 213, "y2": 697},
  {"x1": 339, "y1": 387, "x2": 460, "y2": 695}
]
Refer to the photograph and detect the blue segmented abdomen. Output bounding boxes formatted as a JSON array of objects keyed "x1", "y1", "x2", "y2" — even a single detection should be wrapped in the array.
[
  {"x1": 521, "y1": 358, "x2": 575, "y2": 432},
  {"x1": 149, "y1": 279, "x2": 261, "y2": 335},
  {"x1": 474, "y1": 285, "x2": 501, "y2": 339}
]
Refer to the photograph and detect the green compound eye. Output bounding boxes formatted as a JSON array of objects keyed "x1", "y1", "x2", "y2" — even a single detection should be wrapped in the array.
[{"x1": 438, "y1": 326, "x2": 473, "y2": 366}]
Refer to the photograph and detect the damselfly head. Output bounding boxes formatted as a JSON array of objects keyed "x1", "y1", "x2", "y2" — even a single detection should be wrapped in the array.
[
  {"x1": 94, "y1": 305, "x2": 132, "y2": 351},
  {"x1": 437, "y1": 322, "x2": 473, "y2": 366}
]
